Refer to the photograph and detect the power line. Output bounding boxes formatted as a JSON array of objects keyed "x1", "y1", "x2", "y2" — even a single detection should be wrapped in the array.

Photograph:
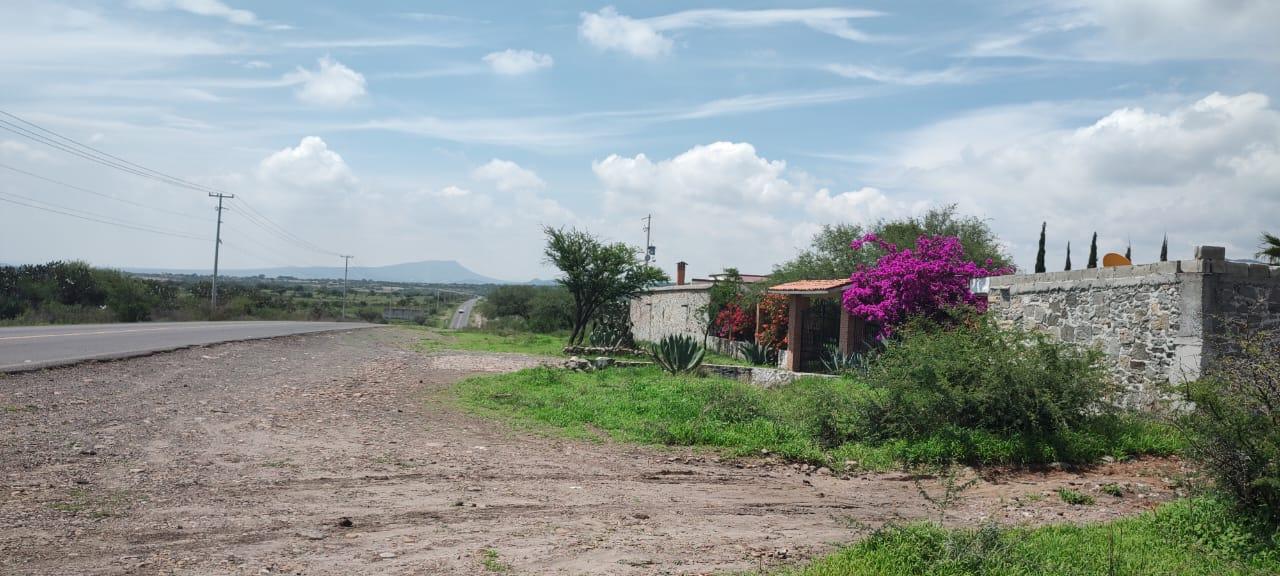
[
  {"x1": 0, "y1": 109, "x2": 343, "y2": 257},
  {"x1": 0, "y1": 162, "x2": 206, "y2": 222},
  {"x1": 0, "y1": 191, "x2": 209, "y2": 242}
]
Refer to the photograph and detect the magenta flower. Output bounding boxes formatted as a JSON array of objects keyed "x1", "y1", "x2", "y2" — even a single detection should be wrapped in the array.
[{"x1": 842, "y1": 234, "x2": 1010, "y2": 338}]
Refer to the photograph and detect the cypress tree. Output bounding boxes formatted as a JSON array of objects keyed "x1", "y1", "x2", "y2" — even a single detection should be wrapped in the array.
[
  {"x1": 1125, "y1": 243, "x2": 1132, "y2": 262},
  {"x1": 1160, "y1": 234, "x2": 1168, "y2": 262},
  {"x1": 1064, "y1": 242, "x2": 1072, "y2": 271},
  {"x1": 1035, "y1": 222, "x2": 1047, "y2": 273},
  {"x1": 1087, "y1": 233, "x2": 1098, "y2": 268}
]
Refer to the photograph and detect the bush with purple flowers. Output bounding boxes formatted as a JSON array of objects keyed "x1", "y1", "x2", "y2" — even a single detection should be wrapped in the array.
[{"x1": 842, "y1": 234, "x2": 1009, "y2": 339}]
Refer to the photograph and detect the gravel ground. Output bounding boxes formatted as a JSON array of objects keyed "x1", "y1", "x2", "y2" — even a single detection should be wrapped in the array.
[{"x1": 1, "y1": 327, "x2": 1191, "y2": 575}]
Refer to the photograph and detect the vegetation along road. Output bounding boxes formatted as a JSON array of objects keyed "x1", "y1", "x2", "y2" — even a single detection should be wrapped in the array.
[
  {"x1": 0, "y1": 321, "x2": 377, "y2": 372},
  {"x1": 1, "y1": 327, "x2": 1190, "y2": 575}
]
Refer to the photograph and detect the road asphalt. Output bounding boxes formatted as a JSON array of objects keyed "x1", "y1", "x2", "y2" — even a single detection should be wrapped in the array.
[
  {"x1": 448, "y1": 297, "x2": 481, "y2": 330},
  {"x1": 0, "y1": 321, "x2": 378, "y2": 373}
]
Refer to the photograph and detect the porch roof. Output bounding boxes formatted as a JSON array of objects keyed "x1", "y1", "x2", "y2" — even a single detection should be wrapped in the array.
[{"x1": 768, "y1": 278, "x2": 852, "y2": 296}]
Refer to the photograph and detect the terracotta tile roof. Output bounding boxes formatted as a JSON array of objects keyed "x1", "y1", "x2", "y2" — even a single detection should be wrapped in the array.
[{"x1": 769, "y1": 278, "x2": 852, "y2": 293}]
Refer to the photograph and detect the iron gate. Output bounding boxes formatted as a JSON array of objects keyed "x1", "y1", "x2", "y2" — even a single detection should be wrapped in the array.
[{"x1": 798, "y1": 299, "x2": 841, "y2": 372}]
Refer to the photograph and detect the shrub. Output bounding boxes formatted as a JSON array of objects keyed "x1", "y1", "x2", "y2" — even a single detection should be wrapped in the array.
[
  {"x1": 1181, "y1": 330, "x2": 1280, "y2": 526},
  {"x1": 865, "y1": 313, "x2": 1116, "y2": 451},
  {"x1": 738, "y1": 341, "x2": 775, "y2": 366},
  {"x1": 588, "y1": 298, "x2": 634, "y2": 347},
  {"x1": 842, "y1": 234, "x2": 1009, "y2": 338},
  {"x1": 648, "y1": 334, "x2": 706, "y2": 375},
  {"x1": 754, "y1": 293, "x2": 789, "y2": 350}
]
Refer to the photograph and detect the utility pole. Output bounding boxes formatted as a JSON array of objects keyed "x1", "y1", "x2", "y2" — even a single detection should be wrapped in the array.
[
  {"x1": 340, "y1": 255, "x2": 353, "y2": 320},
  {"x1": 642, "y1": 214, "x2": 654, "y2": 265},
  {"x1": 208, "y1": 192, "x2": 234, "y2": 313}
]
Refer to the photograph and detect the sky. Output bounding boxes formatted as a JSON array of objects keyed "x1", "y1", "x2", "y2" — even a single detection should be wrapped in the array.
[{"x1": 1, "y1": 0, "x2": 1278, "y2": 282}]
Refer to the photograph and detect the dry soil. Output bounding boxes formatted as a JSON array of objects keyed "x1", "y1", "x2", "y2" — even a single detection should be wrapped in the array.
[{"x1": 1, "y1": 327, "x2": 1190, "y2": 575}]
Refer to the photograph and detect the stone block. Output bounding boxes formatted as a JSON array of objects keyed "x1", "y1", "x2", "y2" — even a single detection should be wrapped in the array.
[
  {"x1": 1195, "y1": 245, "x2": 1226, "y2": 261},
  {"x1": 1248, "y1": 264, "x2": 1272, "y2": 280},
  {"x1": 1224, "y1": 262, "x2": 1249, "y2": 277},
  {"x1": 1151, "y1": 261, "x2": 1180, "y2": 274},
  {"x1": 1179, "y1": 259, "x2": 1204, "y2": 274}
]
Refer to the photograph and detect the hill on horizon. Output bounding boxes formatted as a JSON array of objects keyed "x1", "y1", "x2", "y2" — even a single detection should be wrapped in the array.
[{"x1": 128, "y1": 260, "x2": 505, "y2": 284}]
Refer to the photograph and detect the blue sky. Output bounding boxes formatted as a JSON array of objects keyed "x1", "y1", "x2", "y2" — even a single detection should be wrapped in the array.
[{"x1": 1, "y1": 0, "x2": 1278, "y2": 281}]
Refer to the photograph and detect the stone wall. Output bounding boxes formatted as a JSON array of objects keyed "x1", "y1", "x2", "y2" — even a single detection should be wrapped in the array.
[
  {"x1": 987, "y1": 258, "x2": 1280, "y2": 407},
  {"x1": 630, "y1": 285, "x2": 711, "y2": 343}
]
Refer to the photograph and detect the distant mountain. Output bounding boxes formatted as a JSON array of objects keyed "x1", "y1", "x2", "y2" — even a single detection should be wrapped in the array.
[{"x1": 129, "y1": 260, "x2": 503, "y2": 284}]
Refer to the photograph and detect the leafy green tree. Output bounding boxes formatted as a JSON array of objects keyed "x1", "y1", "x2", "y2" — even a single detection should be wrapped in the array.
[
  {"x1": 769, "y1": 205, "x2": 1013, "y2": 286},
  {"x1": 1161, "y1": 234, "x2": 1168, "y2": 262},
  {"x1": 1259, "y1": 232, "x2": 1280, "y2": 265},
  {"x1": 1035, "y1": 222, "x2": 1047, "y2": 273},
  {"x1": 479, "y1": 285, "x2": 537, "y2": 319},
  {"x1": 1064, "y1": 242, "x2": 1072, "y2": 271},
  {"x1": 701, "y1": 268, "x2": 744, "y2": 345},
  {"x1": 1087, "y1": 233, "x2": 1098, "y2": 269},
  {"x1": 528, "y1": 287, "x2": 574, "y2": 333},
  {"x1": 543, "y1": 226, "x2": 668, "y2": 345}
]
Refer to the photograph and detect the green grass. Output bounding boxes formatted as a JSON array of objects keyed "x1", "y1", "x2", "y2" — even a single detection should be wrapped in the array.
[
  {"x1": 479, "y1": 549, "x2": 510, "y2": 572},
  {"x1": 419, "y1": 329, "x2": 570, "y2": 357},
  {"x1": 454, "y1": 366, "x2": 1181, "y2": 470},
  {"x1": 773, "y1": 497, "x2": 1280, "y2": 576},
  {"x1": 1057, "y1": 488, "x2": 1095, "y2": 506},
  {"x1": 418, "y1": 328, "x2": 753, "y2": 366}
]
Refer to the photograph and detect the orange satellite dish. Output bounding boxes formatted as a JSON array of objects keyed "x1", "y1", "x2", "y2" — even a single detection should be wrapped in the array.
[{"x1": 1102, "y1": 252, "x2": 1131, "y2": 267}]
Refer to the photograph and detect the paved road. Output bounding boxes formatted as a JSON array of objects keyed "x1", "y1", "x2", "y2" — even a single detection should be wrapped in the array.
[
  {"x1": 0, "y1": 321, "x2": 378, "y2": 373},
  {"x1": 448, "y1": 297, "x2": 481, "y2": 329}
]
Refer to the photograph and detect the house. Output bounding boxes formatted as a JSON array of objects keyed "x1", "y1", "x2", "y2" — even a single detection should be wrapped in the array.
[{"x1": 767, "y1": 279, "x2": 872, "y2": 372}]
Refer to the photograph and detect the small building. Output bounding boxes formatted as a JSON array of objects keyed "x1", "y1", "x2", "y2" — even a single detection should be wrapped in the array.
[
  {"x1": 768, "y1": 279, "x2": 871, "y2": 372},
  {"x1": 629, "y1": 261, "x2": 766, "y2": 347}
]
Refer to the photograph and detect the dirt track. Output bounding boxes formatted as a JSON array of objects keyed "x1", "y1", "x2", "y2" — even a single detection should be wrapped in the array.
[{"x1": 1, "y1": 327, "x2": 1189, "y2": 575}]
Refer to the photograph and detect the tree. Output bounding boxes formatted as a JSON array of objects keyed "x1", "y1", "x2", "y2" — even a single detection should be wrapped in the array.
[
  {"x1": 770, "y1": 205, "x2": 1013, "y2": 286},
  {"x1": 543, "y1": 227, "x2": 668, "y2": 345},
  {"x1": 1160, "y1": 234, "x2": 1169, "y2": 262},
  {"x1": 1087, "y1": 233, "x2": 1098, "y2": 269},
  {"x1": 1259, "y1": 232, "x2": 1280, "y2": 265},
  {"x1": 1064, "y1": 242, "x2": 1072, "y2": 271},
  {"x1": 1035, "y1": 222, "x2": 1047, "y2": 273},
  {"x1": 702, "y1": 268, "x2": 745, "y2": 345},
  {"x1": 1125, "y1": 243, "x2": 1132, "y2": 262},
  {"x1": 841, "y1": 234, "x2": 1010, "y2": 339}
]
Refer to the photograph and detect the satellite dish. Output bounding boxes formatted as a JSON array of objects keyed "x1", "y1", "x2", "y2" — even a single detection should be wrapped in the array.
[{"x1": 1102, "y1": 252, "x2": 1131, "y2": 267}]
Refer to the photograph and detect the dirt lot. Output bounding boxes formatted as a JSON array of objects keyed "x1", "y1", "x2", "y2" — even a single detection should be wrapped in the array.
[{"x1": 1, "y1": 327, "x2": 1190, "y2": 575}]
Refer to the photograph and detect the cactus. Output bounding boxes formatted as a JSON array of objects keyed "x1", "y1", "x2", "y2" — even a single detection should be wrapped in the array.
[{"x1": 649, "y1": 334, "x2": 706, "y2": 374}]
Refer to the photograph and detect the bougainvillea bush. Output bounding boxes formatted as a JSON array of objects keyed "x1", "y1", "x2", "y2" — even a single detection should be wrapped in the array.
[
  {"x1": 842, "y1": 234, "x2": 1009, "y2": 339},
  {"x1": 755, "y1": 293, "x2": 789, "y2": 350},
  {"x1": 714, "y1": 302, "x2": 755, "y2": 341}
]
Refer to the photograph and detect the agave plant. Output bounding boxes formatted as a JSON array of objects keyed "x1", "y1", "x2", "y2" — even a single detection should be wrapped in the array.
[
  {"x1": 820, "y1": 343, "x2": 869, "y2": 375},
  {"x1": 649, "y1": 334, "x2": 706, "y2": 374},
  {"x1": 738, "y1": 341, "x2": 776, "y2": 366}
]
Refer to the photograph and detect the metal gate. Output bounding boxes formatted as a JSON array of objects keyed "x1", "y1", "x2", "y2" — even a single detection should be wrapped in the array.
[{"x1": 798, "y1": 299, "x2": 841, "y2": 372}]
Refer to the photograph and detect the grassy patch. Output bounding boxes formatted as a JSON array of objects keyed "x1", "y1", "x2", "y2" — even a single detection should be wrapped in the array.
[
  {"x1": 773, "y1": 497, "x2": 1280, "y2": 575},
  {"x1": 419, "y1": 329, "x2": 569, "y2": 357},
  {"x1": 454, "y1": 366, "x2": 1181, "y2": 470},
  {"x1": 479, "y1": 549, "x2": 510, "y2": 572},
  {"x1": 1057, "y1": 488, "x2": 1095, "y2": 506}
]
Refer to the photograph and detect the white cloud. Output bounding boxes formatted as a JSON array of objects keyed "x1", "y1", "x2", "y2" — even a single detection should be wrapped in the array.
[
  {"x1": 875, "y1": 92, "x2": 1280, "y2": 268},
  {"x1": 472, "y1": 159, "x2": 546, "y2": 192},
  {"x1": 823, "y1": 64, "x2": 984, "y2": 86},
  {"x1": 970, "y1": 0, "x2": 1280, "y2": 62},
  {"x1": 257, "y1": 136, "x2": 358, "y2": 192},
  {"x1": 421, "y1": 185, "x2": 494, "y2": 216},
  {"x1": 594, "y1": 142, "x2": 909, "y2": 276},
  {"x1": 242, "y1": 60, "x2": 271, "y2": 69},
  {"x1": 130, "y1": 0, "x2": 261, "y2": 27},
  {"x1": 579, "y1": 6, "x2": 882, "y2": 58},
  {"x1": 283, "y1": 36, "x2": 462, "y2": 49},
  {"x1": 482, "y1": 49, "x2": 554, "y2": 75},
  {"x1": 579, "y1": 7, "x2": 673, "y2": 58},
  {"x1": 0, "y1": 140, "x2": 53, "y2": 163},
  {"x1": 283, "y1": 56, "x2": 367, "y2": 106}
]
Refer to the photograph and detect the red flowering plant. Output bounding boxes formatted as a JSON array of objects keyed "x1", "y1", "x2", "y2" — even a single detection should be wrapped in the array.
[
  {"x1": 754, "y1": 293, "x2": 789, "y2": 350},
  {"x1": 842, "y1": 234, "x2": 1010, "y2": 339},
  {"x1": 714, "y1": 303, "x2": 755, "y2": 341}
]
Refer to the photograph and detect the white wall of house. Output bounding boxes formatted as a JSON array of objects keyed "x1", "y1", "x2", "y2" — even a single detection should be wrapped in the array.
[{"x1": 629, "y1": 285, "x2": 711, "y2": 343}]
